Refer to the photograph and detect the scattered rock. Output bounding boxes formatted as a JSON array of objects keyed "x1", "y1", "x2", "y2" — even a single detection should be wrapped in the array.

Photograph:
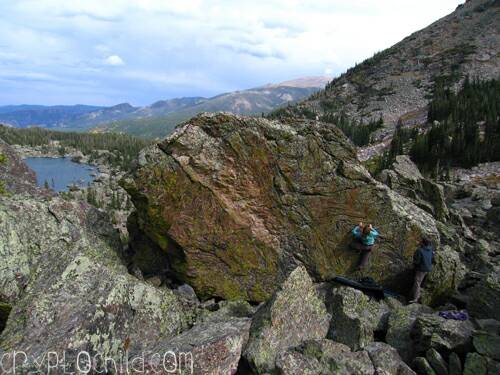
[
  {"x1": 243, "y1": 266, "x2": 331, "y2": 373},
  {"x1": 174, "y1": 283, "x2": 199, "y2": 303},
  {"x1": 143, "y1": 317, "x2": 251, "y2": 375},
  {"x1": 426, "y1": 348, "x2": 448, "y2": 375},
  {"x1": 463, "y1": 352, "x2": 488, "y2": 375},
  {"x1": 386, "y1": 304, "x2": 433, "y2": 361},
  {"x1": 412, "y1": 314, "x2": 474, "y2": 355},
  {"x1": 412, "y1": 357, "x2": 437, "y2": 375},
  {"x1": 365, "y1": 341, "x2": 416, "y2": 375},
  {"x1": 378, "y1": 155, "x2": 449, "y2": 221},
  {"x1": 460, "y1": 270, "x2": 500, "y2": 319},
  {"x1": 277, "y1": 339, "x2": 375, "y2": 375},
  {"x1": 146, "y1": 275, "x2": 163, "y2": 287},
  {"x1": 473, "y1": 331, "x2": 500, "y2": 361},
  {"x1": 327, "y1": 286, "x2": 387, "y2": 350},
  {"x1": 448, "y1": 352, "x2": 462, "y2": 375}
]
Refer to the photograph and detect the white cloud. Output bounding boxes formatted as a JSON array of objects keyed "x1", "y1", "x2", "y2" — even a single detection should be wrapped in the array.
[
  {"x1": 104, "y1": 55, "x2": 124, "y2": 66},
  {"x1": 0, "y1": 0, "x2": 464, "y2": 105}
]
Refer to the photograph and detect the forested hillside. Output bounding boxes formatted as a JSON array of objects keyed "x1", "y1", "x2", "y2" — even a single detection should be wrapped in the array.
[
  {"x1": 0, "y1": 125, "x2": 149, "y2": 170},
  {"x1": 380, "y1": 76, "x2": 500, "y2": 176}
]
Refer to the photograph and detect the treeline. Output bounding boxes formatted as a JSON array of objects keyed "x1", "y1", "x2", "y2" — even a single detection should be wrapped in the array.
[
  {"x1": 321, "y1": 113, "x2": 383, "y2": 146},
  {"x1": 268, "y1": 106, "x2": 383, "y2": 147},
  {"x1": 382, "y1": 76, "x2": 500, "y2": 176},
  {"x1": 0, "y1": 126, "x2": 150, "y2": 170}
]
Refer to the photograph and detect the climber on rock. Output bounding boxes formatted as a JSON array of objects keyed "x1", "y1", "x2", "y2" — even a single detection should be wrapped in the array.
[
  {"x1": 350, "y1": 222, "x2": 379, "y2": 270},
  {"x1": 409, "y1": 237, "x2": 434, "y2": 304}
]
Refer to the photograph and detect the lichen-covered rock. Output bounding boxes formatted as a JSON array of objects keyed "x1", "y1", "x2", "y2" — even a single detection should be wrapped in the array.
[
  {"x1": 275, "y1": 350, "x2": 324, "y2": 375},
  {"x1": 425, "y1": 348, "x2": 448, "y2": 375},
  {"x1": 463, "y1": 353, "x2": 488, "y2": 375},
  {"x1": 378, "y1": 155, "x2": 450, "y2": 222},
  {"x1": 460, "y1": 270, "x2": 500, "y2": 319},
  {"x1": 365, "y1": 341, "x2": 416, "y2": 375},
  {"x1": 0, "y1": 140, "x2": 195, "y2": 372},
  {"x1": 386, "y1": 304, "x2": 433, "y2": 361},
  {"x1": 327, "y1": 286, "x2": 388, "y2": 350},
  {"x1": 412, "y1": 357, "x2": 437, "y2": 375},
  {"x1": 421, "y1": 244, "x2": 466, "y2": 306},
  {"x1": 473, "y1": 331, "x2": 500, "y2": 361},
  {"x1": 243, "y1": 266, "x2": 331, "y2": 373},
  {"x1": 0, "y1": 138, "x2": 48, "y2": 197},
  {"x1": 142, "y1": 317, "x2": 251, "y2": 375},
  {"x1": 277, "y1": 339, "x2": 375, "y2": 375},
  {"x1": 123, "y1": 113, "x2": 462, "y2": 302},
  {"x1": 448, "y1": 352, "x2": 462, "y2": 375},
  {"x1": 412, "y1": 314, "x2": 474, "y2": 355}
]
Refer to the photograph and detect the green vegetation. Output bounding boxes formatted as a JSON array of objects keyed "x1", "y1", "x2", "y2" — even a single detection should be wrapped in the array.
[
  {"x1": 381, "y1": 77, "x2": 500, "y2": 176},
  {"x1": 321, "y1": 113, "x2": 384, "y2": 147},
  {"x1": 0, "y1": 126, "x2": 150, "y2": 170},
  {"x1": 99, "y1": 112, "x2": 186, "y2": 139},
  {"x1": 0, "y1": 153, "x2": 6, "y2": 164}
]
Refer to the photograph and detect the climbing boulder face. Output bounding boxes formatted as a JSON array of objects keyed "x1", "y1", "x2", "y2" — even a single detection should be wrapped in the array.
[
  {"x1": 378, "y1": 155, "x2": 450, "y2": 222},
  {"x1": 0, "y1": 141, "x2": 195, "y2": 372},
  {"x1": 243, "y1": 266, "x2": 331, "y2": 373},
  {"x1": 123, "y1": 113, "x2": 461, "y2": 302}
]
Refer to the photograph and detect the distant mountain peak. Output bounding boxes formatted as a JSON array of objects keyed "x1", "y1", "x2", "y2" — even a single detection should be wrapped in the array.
[
  {"x1": 263, "y1": 76, "x2": 331, "y2": 89},
  {"x1": 276, "y1": 76, "x2": 332, "y2": 88}
]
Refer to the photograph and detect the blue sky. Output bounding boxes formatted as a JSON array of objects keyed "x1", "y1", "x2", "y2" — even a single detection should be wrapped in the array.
[{"x1": 0, "y1": 0, "x2": 463, "y2": 106}]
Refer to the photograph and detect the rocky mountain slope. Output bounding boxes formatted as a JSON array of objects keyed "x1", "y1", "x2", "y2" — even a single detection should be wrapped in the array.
[
  {"x1": 0, "y1": 77, "x2": 329, "y2": 134},
  {"x1": 280, "y1": 0, "x2": 499, "y2": 142}
]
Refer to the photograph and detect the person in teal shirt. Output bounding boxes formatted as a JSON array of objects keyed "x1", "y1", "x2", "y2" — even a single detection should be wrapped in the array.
[{"x1": 350, "y1": 222, "x2": 379, "y2": 270}]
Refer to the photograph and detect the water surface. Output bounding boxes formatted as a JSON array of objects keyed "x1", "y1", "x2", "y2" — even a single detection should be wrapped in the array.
[{"x1": 24, "y1": 157, "x2": 97, "y2": 192}]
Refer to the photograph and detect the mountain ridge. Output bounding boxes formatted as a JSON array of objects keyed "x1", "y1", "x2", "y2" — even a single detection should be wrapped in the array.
[
  {"x1": 278, "y1": 0, "x2": 500, "y2": 144},
  {"x1": 0, "y1": 76, "x2": 329, "y2": 133}
]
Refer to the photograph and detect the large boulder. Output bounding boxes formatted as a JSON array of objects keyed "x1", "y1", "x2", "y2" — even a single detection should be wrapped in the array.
[
  {"x1": 122, "y1": 113, "x2": 462, "y2": 302},
  {"x1": 378, "y1": 155, "x2": 450, "y2": 222},
  {"x1": 243, "y1": 266, "x2": 331, "y2": 373}
]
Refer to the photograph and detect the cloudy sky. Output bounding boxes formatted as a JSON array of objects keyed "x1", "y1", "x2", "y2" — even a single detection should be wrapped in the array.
[{"x1": 0, "y1": 0, "x2": 463, "y2": 106}]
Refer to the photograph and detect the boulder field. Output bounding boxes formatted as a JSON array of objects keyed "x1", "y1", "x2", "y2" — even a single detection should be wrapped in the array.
[
  {"x1": 0, "y1": 118, "x2": 499, "y2": 374},
  {"x1": 122, "y1": 113, "x2": 464, "y2": 303}
]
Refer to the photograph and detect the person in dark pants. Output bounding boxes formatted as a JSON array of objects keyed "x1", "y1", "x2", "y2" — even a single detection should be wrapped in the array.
[
  {"x1": 350, "y1": 222, "x2": 379, "y2": 270},
  {"x1": 409, "y1": 238, "x2": 434, "y2": 303}
]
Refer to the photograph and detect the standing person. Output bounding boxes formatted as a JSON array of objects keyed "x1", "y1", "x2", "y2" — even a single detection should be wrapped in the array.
[
  {"x1": 409, "y1": 238, "x2": 434, "y2": 303},
  {"x1": 350, "y1": 222, "x2": 379, "y2": 270}
]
